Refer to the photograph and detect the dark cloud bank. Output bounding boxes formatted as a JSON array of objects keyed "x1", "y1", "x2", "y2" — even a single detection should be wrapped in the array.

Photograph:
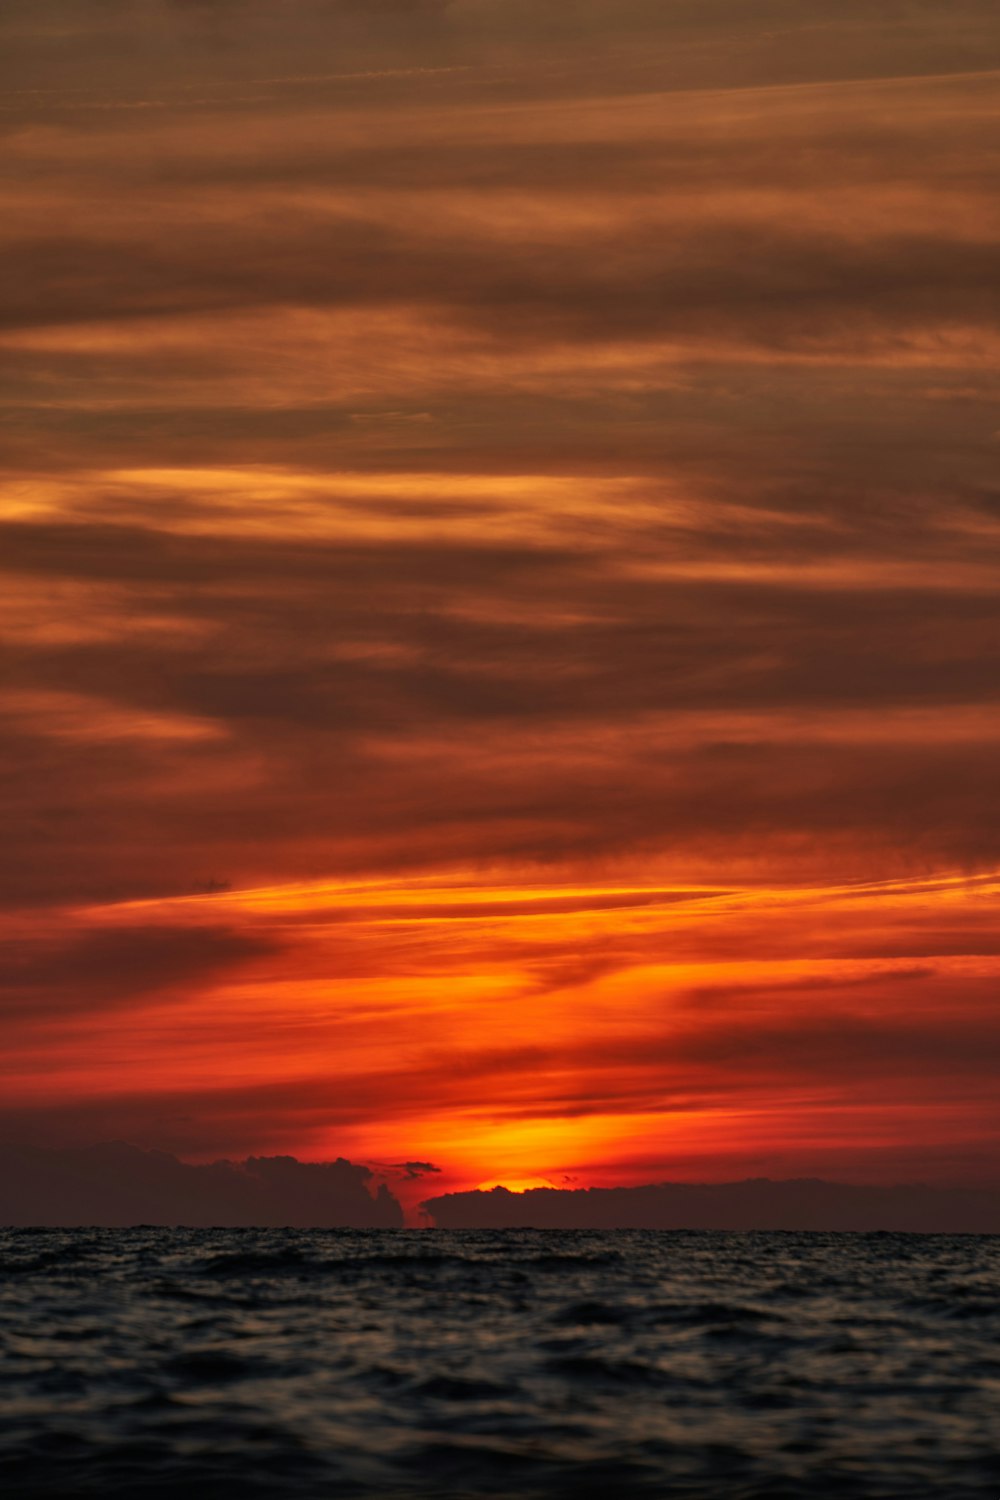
[
  {"x1": 0, "y1": 1143, "x2": 402, "y2": 1227},
  {"x1": 1, "y1": 1144, "x2": 996, "y2": 1231},
  {"x1": 423, "y1": 1181, "x2": 1000, "y2": 1234}
]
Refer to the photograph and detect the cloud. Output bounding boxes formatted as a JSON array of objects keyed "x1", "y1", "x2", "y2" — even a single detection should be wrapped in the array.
[
  {"x1": 0, "y1": 920, "x2": 278, "y2": 1022},
  {"x1": 422, "y1": 1177, "x2": 1000, "y2": 1232},
  {"x1": 4, "y1": 505, "x2": 1000, "y2": 910},
  {"x1": 5, "y1": 2, "x2": 998, "y2": 84},
  {"x1": 4, "y1": 194, "x2": 998, "y2": 356},
  {"x1": 2, "y1": 0, "x2": 1000, "y2": 1187},
  {"x1": 0, "y1": 1141, "x2": 403, "y2": 1227}
]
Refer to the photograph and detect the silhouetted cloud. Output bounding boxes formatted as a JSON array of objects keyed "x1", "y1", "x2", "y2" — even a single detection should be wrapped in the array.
[
  {"x1": 423, "y1": 1179, "x2": 1000, "y2": 1234},
  {"x1": 0, "y1": 1143, "x2": 403, "y2": 1227}
]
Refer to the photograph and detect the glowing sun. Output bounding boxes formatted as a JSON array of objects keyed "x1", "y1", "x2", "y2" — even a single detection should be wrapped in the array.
[{"x1": 474, "y1": 1177, "x2": 557, "y2": 1194}]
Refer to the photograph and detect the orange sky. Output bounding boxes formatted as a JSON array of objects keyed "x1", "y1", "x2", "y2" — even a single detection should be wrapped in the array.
[{"x1": 2, "y1": 1, "x2": 999, "y2": 1207}]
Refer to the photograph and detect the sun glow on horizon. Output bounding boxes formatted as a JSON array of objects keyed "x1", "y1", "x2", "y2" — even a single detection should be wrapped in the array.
[
  {"x1": 3, "y1": 3, "x2": 999, "y2": 1203},
  {"x1": 474, "y1": 1177, "x2": 559, "y2": 1194}
]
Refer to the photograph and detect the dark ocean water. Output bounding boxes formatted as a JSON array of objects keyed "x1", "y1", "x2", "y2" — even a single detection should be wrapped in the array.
[{"x1": 1, "y1": 1229, "x2": 998, "y2": 1499}]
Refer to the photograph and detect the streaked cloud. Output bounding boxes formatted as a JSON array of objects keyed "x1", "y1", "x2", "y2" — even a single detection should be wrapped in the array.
[{"x1": 2, "y1": 1, "x2": 998, "y2": 1198}]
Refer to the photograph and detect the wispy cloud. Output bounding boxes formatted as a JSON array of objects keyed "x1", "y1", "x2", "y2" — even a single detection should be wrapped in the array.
[{"x1": 2, "y1": 0, "x2": 999, "y2": 1193}]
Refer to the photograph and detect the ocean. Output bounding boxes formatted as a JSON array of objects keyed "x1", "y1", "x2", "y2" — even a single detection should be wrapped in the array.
[{"x1": 1, "y1": 1227, "x2": 997, "y2": 1498}]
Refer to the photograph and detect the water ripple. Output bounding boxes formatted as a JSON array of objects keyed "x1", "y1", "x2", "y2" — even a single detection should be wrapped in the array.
[{"x1": 1, "y1": 1227, "x2": 997, "y2": 1497}]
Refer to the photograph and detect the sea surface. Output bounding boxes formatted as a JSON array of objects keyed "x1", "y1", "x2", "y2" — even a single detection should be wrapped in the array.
[{"x1": 1, "y1": 1228, "x2": 998, "y2": 1499}]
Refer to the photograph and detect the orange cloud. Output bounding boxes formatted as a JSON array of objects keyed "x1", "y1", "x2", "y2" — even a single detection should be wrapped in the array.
[{"x1": 2, "y1": 1, "x2": 999, "y2": 1201}]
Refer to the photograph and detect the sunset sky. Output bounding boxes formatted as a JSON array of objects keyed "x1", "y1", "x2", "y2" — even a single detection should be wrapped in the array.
[{"x1": 2, "y1": 1, "x2": 999, "y2": 1214}]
